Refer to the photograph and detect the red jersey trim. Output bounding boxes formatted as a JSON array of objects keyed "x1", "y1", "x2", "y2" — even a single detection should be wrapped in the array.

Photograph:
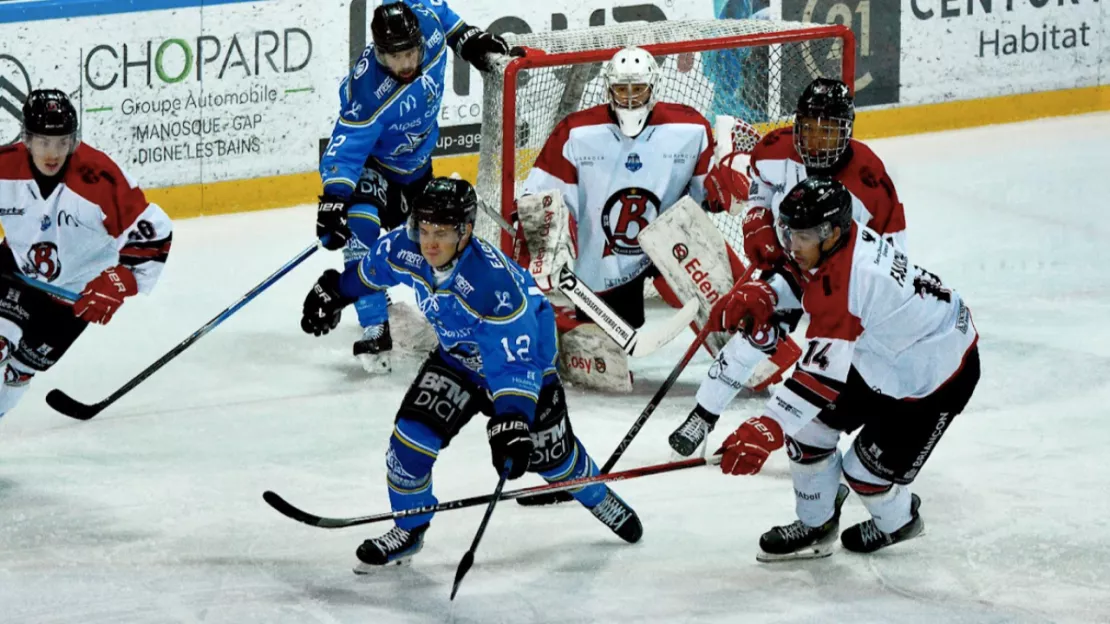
[{"x1": 64, "y1": 144, "x2": 151, "y2": 239}]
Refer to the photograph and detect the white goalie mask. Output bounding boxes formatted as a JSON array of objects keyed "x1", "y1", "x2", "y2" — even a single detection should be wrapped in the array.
[{"x1": 602, "y1": 46, "x2": 659, "y2": 138}]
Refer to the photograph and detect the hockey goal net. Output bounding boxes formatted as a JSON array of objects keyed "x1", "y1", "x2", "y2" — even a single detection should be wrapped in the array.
[{"x1": 474, "y1": 19, "x2": 856, "y2": 257}]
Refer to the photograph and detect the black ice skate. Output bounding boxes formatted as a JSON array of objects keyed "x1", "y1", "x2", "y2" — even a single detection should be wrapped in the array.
[
  {"x1": 353, "y1": 321, "x2": 392, "y2": 375},
  {"x1": 589, "y1": 489, "x2": 642, "y2": 544},
  {"x1": 668, "y1": 405, "x2": 719, "y2": 458},
  {"x1": 353, "y1": 523, "x2": 428, "y2": 573},
  {"x1": 757, "y1": 483, "x2": 850, "y2": 562},
  {"x1": 840, "y1": 493, "x2": 924, "y2": 554}
]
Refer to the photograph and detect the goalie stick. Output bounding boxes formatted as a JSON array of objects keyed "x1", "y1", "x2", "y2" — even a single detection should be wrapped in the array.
[
  {"x1": 262, "y1": 454, "x2": 722, "y2": 530},
  {"x1": 45, "y1": 240, "x2": 323, "y2": 420},
  {"x1": 519, "y1": 263, "x2": 755, "y2": 506},
  {"x1": 478, "y1": 199, "x2": 698, "y2": 357}
]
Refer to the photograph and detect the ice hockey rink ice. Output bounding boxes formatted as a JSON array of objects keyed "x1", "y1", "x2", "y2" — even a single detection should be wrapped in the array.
[{"x1": 2, "y1": 113, "x2": 1109, "y2": 623}]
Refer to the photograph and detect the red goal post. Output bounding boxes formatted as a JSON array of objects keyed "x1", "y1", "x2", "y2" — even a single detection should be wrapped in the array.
[{"x1": 473, "y1": 19, "x2": 856, "y2": 257}]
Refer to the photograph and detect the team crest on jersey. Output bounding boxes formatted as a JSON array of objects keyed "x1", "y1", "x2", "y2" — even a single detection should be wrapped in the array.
[
  {"x1": 25, "y1": 242, "x2": 61, "y2": 282},
  {"x1": 391, "y1": 125, "x2": 434, "y2": 157},
  {"x1": 624, "y1": 153, "x2": 642, "y2": 173},
  {"x1": 600, "y1": 188, "x2": 661, "y2": 257}
]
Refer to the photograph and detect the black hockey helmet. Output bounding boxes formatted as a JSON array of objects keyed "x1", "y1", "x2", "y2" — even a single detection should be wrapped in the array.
[
  {"x1": 777, "y1": 177, "x2": 853, "y2": 257},
  {"x1": 22, "y1": 89, "x2": 78, "y2": 138},
  {"x1": 406, "y1": 177, "x2": 479, "y2": 242},
  {"x1": 793, "y1": 78, "x2": 854, "y2": 169},
  {"x1": 371, "y1": 3, "x2": 422, "y2": 54}
]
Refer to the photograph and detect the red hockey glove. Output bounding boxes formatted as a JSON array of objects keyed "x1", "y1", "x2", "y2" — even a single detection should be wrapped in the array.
[
  {"x1": 718, "y1": 416, "x2": 784, "y2": 476},
  {"x1": 703, "y1": 162, "x2": 750, "y2": 213},
  {"x1": 741, "y1": 206, "x2": 785, "y2": 270},
  {"x1": 74, "y1": 265, "x2": 138, "y2": 325},
  {"x1": 707, "y1": 280, "x2": 777, "y2": 335}
]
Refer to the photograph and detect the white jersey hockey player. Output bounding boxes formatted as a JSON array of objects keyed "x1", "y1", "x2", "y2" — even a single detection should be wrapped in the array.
[
  {"x1": 0, "y1": 90, "x2": 172, "y2": 418},
  {"x1": 668, "y1": 77, "x2": 908, "y2": 459},
  {"x1": 709, "y1": 178, "x2": 979, "y2": 559},
  {"x1": 515, "y1": 45, "x2": 747, "y2": 392}
]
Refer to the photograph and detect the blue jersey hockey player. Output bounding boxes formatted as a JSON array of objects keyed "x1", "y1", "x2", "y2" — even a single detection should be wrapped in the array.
[
  {"x1": 315, "y1": 0, "x2": 519, "y2": 374},
  {"x1": 300, "y1": 178, "x2": 643, "y2": 570}
]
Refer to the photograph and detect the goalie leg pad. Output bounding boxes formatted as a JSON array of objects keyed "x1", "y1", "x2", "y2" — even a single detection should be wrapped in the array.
[
  {"x1": 556, "y1": 316, "x2": 632, "y2": 393},
  {"x1": 396, "y1": 351, "x2": 490, "y2": 446},
  {"x1": 386, "y1": 418, "x2": 442, "y2": 530}
]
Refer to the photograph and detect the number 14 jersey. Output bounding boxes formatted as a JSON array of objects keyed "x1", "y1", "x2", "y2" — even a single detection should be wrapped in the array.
[{"x1": 766, "y1": 223, "x2": 978, "y2": 434}]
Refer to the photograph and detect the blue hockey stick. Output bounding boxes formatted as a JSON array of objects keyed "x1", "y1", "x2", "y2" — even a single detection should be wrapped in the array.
[
  {"x1": 14, "y1": 273, "x2": 80, "y2": 303},
  {"x1": 45, "y1": 240, "x2": 323, "y2": 420}
]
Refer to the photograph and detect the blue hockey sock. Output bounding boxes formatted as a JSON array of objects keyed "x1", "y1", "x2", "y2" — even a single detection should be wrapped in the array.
[
  {"x1": 536, "y1": 437, "x2": 607, "y2": 508},
  {"x1": 353, "y1": 289, "x2": 389, "y2": 328},
  {"x1": 387, "y1": 418, "x2": 443, "y2": 530}
]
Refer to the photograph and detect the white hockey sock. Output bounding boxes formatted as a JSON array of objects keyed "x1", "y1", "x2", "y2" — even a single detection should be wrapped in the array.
[
  {"x1": 694, "y1": 333, "x2": 768, "y2": 415},
  {"x1": 791, "y1": 448, "x2": 843, "y2": 527},
  {"x1": 842, "y1": 448, "x2": 913, "y2": 533}
]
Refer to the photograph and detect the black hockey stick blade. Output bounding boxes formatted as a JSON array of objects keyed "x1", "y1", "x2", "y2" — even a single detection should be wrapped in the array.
[
  {"x1": 45, "y1": 389, "x2": 104, "y2": 421},
  {"x1": 451, "y1": 461, "x2": 511, "y2": 601},
  {"x1": 515, "y1": 489, "x2": 574, "y2": 507},
  {"x1": 450, "y1": 551, "x2": 475, "y2": 600},
  {"x1": 263, "y1": 491, "x2": 332, "y2": 528}
]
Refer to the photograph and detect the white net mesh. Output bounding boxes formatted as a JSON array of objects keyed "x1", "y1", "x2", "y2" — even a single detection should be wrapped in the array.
[{"x1": 474, "y1": 19, "x2": 853, "y2": 256}]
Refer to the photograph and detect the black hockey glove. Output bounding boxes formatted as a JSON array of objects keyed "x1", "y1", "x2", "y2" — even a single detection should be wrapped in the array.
[
  {"x1": 453, "y1": 25, "x2": 521, "y2": 74},
  {"x1": 301, "y1": 269, "x2": 354, "y2": 337},
  {"x1": 317, "y1": 194, "x2": 351, "y2": 250},
  {"x1": 487, "y1": 411, "x2": 534, "y2": 479}
]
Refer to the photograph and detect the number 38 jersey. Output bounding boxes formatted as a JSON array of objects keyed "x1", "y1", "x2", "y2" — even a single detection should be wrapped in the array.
[
  {"x1": 766, "y1": 224, "x2": 978, "y2": 435},
  {"x1": 0, "y1": 143, "x2": 172, "y2": 294}
]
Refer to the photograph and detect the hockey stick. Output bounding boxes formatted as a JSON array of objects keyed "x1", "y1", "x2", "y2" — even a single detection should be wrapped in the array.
[
  {"x1": 45, "y1": 241, "x2": 323, "y2": 420},
  {"x1": 262, "y1": 454, "x2": 721, "y2": 530},
  {"x1": 518, "y1": 264, "x2": 756, "y2": 506},
  {"x1": 478, "y1": 199, "x2": 698, "y2": 357},
  {"x1": 11, "y1": 273, "x2": 80, "y2": 303},
  {"x1": 450, "y1": 460, "x2": 512, "y2": 600},
  {"x1": 598, "y1": 263, "x2": 756, "y2": 474}
]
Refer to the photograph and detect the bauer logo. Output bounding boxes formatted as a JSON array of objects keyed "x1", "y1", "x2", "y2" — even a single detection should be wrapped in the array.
[{"x1": 781, "y1": 0, "x2": 900, "y2": 107}]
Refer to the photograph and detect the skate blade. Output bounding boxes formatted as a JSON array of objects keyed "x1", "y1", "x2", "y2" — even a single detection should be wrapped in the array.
[
  {"x1": 352, "y1": 557, "x2": 413, "y2": 575},
  {"x1": 756, "y1": 541, "x2": 836, "y2": 563}
]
